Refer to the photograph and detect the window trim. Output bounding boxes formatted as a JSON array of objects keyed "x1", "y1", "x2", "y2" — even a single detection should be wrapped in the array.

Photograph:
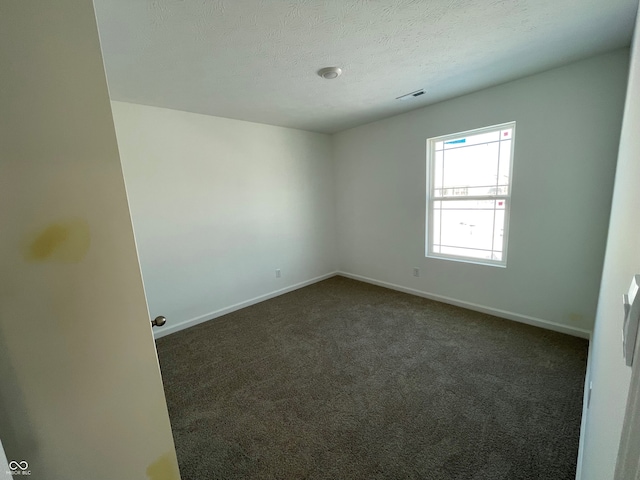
[{"x1": 425, "y1": 122, "x2": 516, "y2": 268}]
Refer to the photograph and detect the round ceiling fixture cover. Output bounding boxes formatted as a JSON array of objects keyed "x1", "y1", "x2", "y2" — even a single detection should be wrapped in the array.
[{"x1": 317, "y1": 67, "x2": 342, "y2": 79}]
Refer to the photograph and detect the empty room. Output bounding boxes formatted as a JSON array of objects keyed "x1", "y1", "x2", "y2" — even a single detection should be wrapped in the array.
[{"x1": 3, "y1": 1, "x2": 640, "y2": 479}]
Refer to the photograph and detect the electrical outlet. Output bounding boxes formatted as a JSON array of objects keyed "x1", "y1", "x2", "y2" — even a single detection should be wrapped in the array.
[
  {"x1": 275, "y1": 269, "x2": 281, "y2": 278},
  {"x1": 413, "y1": 268, "x2": 420, "y2": 277}
]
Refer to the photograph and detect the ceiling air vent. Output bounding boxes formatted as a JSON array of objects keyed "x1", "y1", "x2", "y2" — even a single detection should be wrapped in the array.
[{"x1": 396, "y1": 89, "x2": 425, "y2": 100}]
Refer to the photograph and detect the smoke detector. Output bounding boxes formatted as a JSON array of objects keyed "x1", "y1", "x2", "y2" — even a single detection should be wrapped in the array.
[{"x1": 317, "y1": 67, "x2": 342, "y2": 79}]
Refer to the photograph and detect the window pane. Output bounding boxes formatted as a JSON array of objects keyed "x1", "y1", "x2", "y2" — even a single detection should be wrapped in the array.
[
  {"x1": 439, "y1": 246, "x2": 495, "y2": 261},
  {"x1": 432, "y1": 209, "x2": 441, "y2": 247},
  {"x1": 431, "y1": 199, "x2": 506, "y2": 261},
  {"x1": 434, "y1": 150, "x2": 443, "y2": 190},
  {"x1": 492, "y1": 209, "x2": 506, "y2": 253},
  {"x1": 436, "y1": 185, "x2": 508, "y2": 197},
  {"x1": 440, "y1": 199, "x2": 497, "y2": 210},
  {"x1": 442, "y1": 142, "x2": 499, "y2": 189},
  {"x1": 443, "y1": 130, "x2": 500, "y2": 149},
  {"x1": 498, "y1": 139, "x2": 512, "y2": 186},
  {"x1": 439, "y1": 207, "x2": 495, "y2": 251}
]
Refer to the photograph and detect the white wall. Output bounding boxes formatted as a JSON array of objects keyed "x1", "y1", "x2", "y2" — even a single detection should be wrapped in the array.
[
  {"x1": 111, "y1": 102, "x2": 337, "y2": 336},
  {"x1": 333, "y1": 50, "x2": 629, "y2": 336},
  {"x1": 579, "y1": 10, "x2": 640, "y2": 480},
  {"x1": 0, "y1": 439, "x2": 9, "y2": 480}
]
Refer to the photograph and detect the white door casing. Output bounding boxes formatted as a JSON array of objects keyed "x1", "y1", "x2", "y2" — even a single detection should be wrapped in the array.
[{"x1": 616, "y1": 286, "x2": 640, "y2": 480}]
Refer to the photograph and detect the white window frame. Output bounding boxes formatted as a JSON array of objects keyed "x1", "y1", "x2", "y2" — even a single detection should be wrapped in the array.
[{"x1": 426, "y1": 122, "x2": 516, "y2": 267}]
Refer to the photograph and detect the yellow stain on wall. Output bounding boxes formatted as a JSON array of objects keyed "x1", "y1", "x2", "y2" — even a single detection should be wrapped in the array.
[
  {"x1": 24, "y1": 219, "x2": 90, "y2": 262},
  {"x1": 568, "y1": 313, "x2": 584, "y2": 323},
  {"x1": 147, "y1": 452, "x2": 180, "y2": 480}
]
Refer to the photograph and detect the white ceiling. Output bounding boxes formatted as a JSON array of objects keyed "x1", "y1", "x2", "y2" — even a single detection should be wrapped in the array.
[{"x1": 94, "y1": 0, "x2": 638, "y2": 134}]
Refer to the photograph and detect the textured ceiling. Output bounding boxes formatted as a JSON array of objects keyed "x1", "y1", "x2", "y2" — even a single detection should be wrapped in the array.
[{"x1": 94, "y1": 0, "x2": 638, "y2": 134}]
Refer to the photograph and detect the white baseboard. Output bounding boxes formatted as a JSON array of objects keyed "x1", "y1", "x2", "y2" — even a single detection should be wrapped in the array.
[
  {"x1": 337, "y1": 271, "x2": 592, "y2": 339},
  {"x1": 156, "y1": 269, "x2": 592, "y2": 340},
  {"x1": 154, "y1": 271, "x2": 339, "y2": 338}
]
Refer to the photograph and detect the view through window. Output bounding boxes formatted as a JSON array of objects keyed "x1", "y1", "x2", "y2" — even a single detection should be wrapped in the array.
[{"x1": 426, "y1": 122, "x2": 515, "y2": 266}]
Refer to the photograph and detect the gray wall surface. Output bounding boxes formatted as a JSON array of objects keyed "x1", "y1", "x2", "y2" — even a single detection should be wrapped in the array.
[{"x1": 333, "y1": 49, "x2": 629, "y2": 334}]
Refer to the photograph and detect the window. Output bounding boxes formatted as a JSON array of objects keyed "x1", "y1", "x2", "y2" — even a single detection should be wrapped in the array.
[{"x1": 426, "y1": 122, "x2": 515, "y2": 267}]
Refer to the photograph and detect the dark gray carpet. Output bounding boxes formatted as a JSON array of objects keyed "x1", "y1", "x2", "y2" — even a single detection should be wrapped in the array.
[{"x1": 156, "y1": 276, "x2": 588, "y2": 480}]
